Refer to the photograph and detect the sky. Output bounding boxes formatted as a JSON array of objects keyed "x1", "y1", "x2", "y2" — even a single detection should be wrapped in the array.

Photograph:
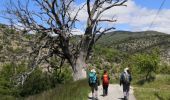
[{"x1": 0, "y1": 0, "x2": 170, "y2": 34}]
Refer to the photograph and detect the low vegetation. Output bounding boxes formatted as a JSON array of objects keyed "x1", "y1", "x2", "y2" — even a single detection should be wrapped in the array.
[
  {"x1": 0, "y1": 63, "x2": 73, "y2": 99},
  {"x1": 134, "y1": 75, "x2": 170, "y2": 100},
  {"x1": 26, "y1": 79, "x2": 90, "y2": 100},
  {"x1": 122, "y1": 49, "x2": 170, "y2": 100}
]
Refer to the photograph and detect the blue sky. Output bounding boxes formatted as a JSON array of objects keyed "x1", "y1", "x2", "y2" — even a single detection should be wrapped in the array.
[
  {"x1": 135, "y1": 0, "x2": 170, "y2": 9},
  {"x1": 113, "y1": 0, "x2": 170, "y2": 32},
  {"x1": 0, "y1": 0, "x2": 170, "y2": 34}
]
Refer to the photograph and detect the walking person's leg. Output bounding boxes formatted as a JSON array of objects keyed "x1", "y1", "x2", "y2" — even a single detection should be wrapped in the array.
[
  {"x1": 95, "y1": 85, "x2": 98, "y2": 100},
  {"x1": 123, "y1": 84, "x2": 127, "y2": 100},
  {"x1": 126, "y1": 84, "x2": 130, "y2": 100},
  {"x1": 103, "y1": 85, "x2": 105, "y2": 96},
  {"x1": 91, "y1": 86, "x2": 95, "y2": 99},
  {"x1": 105, "y1": 85, "x2": 108, "y2": 95}
]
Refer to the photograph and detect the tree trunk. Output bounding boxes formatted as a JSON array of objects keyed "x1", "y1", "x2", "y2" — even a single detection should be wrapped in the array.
[{"x1": 72, "y1": 52, "x2": 87, "y2": 81}]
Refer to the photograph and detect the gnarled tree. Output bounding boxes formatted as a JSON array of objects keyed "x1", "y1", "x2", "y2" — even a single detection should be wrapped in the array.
[{"x1": 3, "y1": 0, "x2": 127, "y2": 84}]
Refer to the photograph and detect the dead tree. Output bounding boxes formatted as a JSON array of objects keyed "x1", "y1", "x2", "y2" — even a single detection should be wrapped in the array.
[{"x1": 3, "y1": 0, "x2": 127, "y2": 84}]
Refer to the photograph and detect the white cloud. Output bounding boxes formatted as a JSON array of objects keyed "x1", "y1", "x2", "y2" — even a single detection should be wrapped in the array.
[
  {"x1": 73, "y1": 0, "x2": 170, "y2": 34},
  {"x1": 102, "y1": 0, "x2": 170, "y2": 34}
]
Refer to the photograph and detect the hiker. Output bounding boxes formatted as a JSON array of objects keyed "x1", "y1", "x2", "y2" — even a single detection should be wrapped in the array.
[
  {"x1": 88, "y1": 69, "x2": 100, "y2": 100},
  {"x1": 101, "y1": 70, "x2": 110, "y2": 96},
  {"x1": 120, "y1": 67, "x2": 132, "y2": 100}
]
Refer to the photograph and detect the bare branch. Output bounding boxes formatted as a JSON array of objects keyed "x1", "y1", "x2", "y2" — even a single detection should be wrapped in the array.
[
  {"x1": 101, "y1": 0, "x2": 127, "y2": 12},
  {"x1": 95, "y1": 27, "x2": 115, "y2": 42},
  {"x1": 98, "y1": 19, "x2": 117, "y2": 22},
  {"x1": 69, "y1": 3, "x2": 86, "y2": 28}
]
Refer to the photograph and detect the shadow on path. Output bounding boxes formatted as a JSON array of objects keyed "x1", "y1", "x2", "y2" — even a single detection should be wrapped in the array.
[
  {"x1": 100, "y1": 94, "x2": 105, "y2": 97},
  {"x1": 118, "y1": 98, "x2": 124, "y2": 100}
]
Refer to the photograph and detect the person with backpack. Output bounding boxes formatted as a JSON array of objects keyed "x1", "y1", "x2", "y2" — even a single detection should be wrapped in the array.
[
  {"x1": 88, "y1": 69, "x2": 99, "y2": 100},
  {"x1": 101, "y1": 70, "x2": 110, "y2": 96},
  {"x1": 120, "y1": 67, "x2": 132, "y2": 100}
]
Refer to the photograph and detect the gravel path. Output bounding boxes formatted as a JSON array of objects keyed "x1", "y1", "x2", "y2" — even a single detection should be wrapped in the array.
[{"x1": 88, "y1": 84, "x2": 136, "y2": 100}]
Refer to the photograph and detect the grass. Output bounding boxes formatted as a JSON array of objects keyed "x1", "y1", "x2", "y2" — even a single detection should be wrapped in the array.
[
  {"x1": 0, "y1": 95, "x2": 17, "y2": 100},
  {"x1": 134, "y1": 74, "x2": 170, "y2": 100},
  {"x1": 26, "y1": 79, "x2": 90, "y2": 100}
]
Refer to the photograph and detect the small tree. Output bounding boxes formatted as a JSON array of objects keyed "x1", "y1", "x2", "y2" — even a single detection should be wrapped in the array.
[
  {"x1": 2, "y1": 0, "x2": 127, "y2": 83},
  {"x1": 131, "y1": 49, "x2": 160, "y2": 80}
]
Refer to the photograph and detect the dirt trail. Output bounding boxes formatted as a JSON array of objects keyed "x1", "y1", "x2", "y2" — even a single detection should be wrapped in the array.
[{"x1": 88, "y1": 84, "x2": 136, "y2": 100}]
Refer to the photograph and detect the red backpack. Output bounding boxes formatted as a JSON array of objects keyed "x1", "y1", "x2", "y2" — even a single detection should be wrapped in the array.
[{"x1": 103, "y1": 74, "x2": 109, "y2": 85}]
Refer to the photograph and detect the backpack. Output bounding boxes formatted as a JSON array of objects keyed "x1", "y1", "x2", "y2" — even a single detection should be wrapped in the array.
[
  {"x1": 89, "y1": 72, "x2": 97, "y2": 84},
  {"x1": 103, "y1": 74, "x2": 109, "y2": 85},
  {"x1": 121, "y1": 72, "x2": 130, "y2": 84}
]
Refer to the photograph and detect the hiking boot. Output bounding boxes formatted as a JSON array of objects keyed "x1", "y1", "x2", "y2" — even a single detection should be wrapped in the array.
[{"x1": 124, "y1": 96, "x2": 127, "y2": 100}]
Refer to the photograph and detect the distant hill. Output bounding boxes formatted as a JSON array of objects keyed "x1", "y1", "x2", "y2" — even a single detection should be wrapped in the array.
[
  {"x1": 97, "y1": 31, "x2": 170, "y2": 64},
  {"x1": 97, "y1": 30, "x2": 167, "y2": 46}
]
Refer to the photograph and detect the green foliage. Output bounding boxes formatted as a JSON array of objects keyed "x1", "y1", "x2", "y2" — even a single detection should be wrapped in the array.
[
  {"x1": 0, "y1": 94, "x2": 17, "y2": 100},
  {"x1": 97, "y1": 31, "x2": 167, "y2": 47},
  {"x1": 158, "y1": 62, "x2": 170, "y2": 74},
  {"x1": 52, "y1": 67, "x2": 73, "y2": 84},
  {"x1": 0, "y1": 62, "x2": 73, "y2": 98},
  {"x1": 134, "y1": 75, "x2": 170, "y2": 100},
  {"x1": 20, "y1": 69, "x2": 52, "y2": 96},
  {"x1": 122, "y1": 49, "x2": 160, "y2": 82},
  {"x1": 93, "y1": 45, "x2": 126, "y2": 63},
  {"x1": 0, "y1": 63, "x2": 27, "y2": 96},
  {"x1": 20, "y1": 66, "x2": 73, "y2": 97},
  {"x1": 26, "y1": 79, "x2": 90, "y2": 100}
]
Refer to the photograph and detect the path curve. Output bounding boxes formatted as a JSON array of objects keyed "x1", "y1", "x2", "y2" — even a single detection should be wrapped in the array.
[{"x1": 88, "y1": 84, "x2": 136, "y2": 100}]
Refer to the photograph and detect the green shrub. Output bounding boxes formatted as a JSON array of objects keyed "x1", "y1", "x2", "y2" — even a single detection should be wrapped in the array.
[
  {"x1": 126, "y1": 49, "x2": 160, "y2": 82},
  {"x1": 0, "y1": 63, "x2": 26, "y2": 96},
  {"x1": 20, "y1": 69, "x2": 53, "y2": 96},
  {"x1": 20, "y1": 66, "x2": 73, "y2": 97},
  {"x1": 0, "y1": 62, "x2": 73, "y2": 98},
  {"x1": 52, "y1": 67, "x2": 73, "y2": 84},
  {"x1": 158, "y1": 62, "x2": 170, "y2": 74},
  {"x1": 26, "y1": 79, "x2": 90, "y2": 100}
]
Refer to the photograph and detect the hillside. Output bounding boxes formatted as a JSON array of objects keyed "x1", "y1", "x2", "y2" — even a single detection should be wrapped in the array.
[
  {"x1": 97, "y1": 31, "x2": 170, "y2": 64},
  {"x1": 0, "y1": 24, "x2": 32, "y2": 65},
  {"x1": 97, "y1": 31, "x2": 165, "y2": 46},
  {"x1": 1, "y1": 24, "x2": 170, "y2": 65},
  {"x1": 0, "y1": 24, "x2": 170, "y2": 100}
]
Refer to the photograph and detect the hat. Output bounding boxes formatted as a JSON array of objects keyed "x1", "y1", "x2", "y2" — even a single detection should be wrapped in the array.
[
  {"x1": 91, "y1": 69, "x2": 96, "y2": 73},
  {"x1": 124, "y1": 67, "x2": 129, "y2": 72}
]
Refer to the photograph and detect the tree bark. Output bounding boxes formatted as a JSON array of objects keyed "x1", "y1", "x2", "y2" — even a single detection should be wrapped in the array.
[{"x1": 73, "y1": 52, "x2": 87, "y2": 81}]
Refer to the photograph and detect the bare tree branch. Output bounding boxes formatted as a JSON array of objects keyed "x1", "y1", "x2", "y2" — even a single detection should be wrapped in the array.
[
  {"x1": 98, "y1": 19, "x2": 117, "y2": 22},
  {"x1": 95, "y1": 27, "x2": 115, "y2": 42},
  {"x1": 2, "y1": 0, "x2": 127, "y2": 83}
]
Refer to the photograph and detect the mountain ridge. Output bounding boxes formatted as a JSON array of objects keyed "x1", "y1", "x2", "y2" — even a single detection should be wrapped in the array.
[{"x1": 97, "y1": 30, "x2": 170, "y2": 64}]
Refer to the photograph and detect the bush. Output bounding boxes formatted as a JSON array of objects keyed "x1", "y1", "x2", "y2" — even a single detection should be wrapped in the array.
[
  {"x1": 52, "y1": 67, "x2": 73, "y2": 84},
  {"x1": 20, "y1": 66, "x2": 73, "y2": 97},
  {"x1": 0, "y1": 62, "x2": 73, "y2": 98},
  {"x1": 20, "y1": 69, "x2": 53, "y2": 96},
  {"x1": 129, "y1": 49, "x2": 160, "y2": 81},
  {"x1": 158, "y1": 62, "x2": 170, "y2": 74},
  {"x1": 0, "y1": 63, "x2": 27, "y2": 96}
]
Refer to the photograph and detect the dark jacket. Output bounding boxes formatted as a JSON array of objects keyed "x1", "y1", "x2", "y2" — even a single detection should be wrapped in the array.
[{"x1": 120, "y1": 72, "x2": 132, "y2": 85}]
